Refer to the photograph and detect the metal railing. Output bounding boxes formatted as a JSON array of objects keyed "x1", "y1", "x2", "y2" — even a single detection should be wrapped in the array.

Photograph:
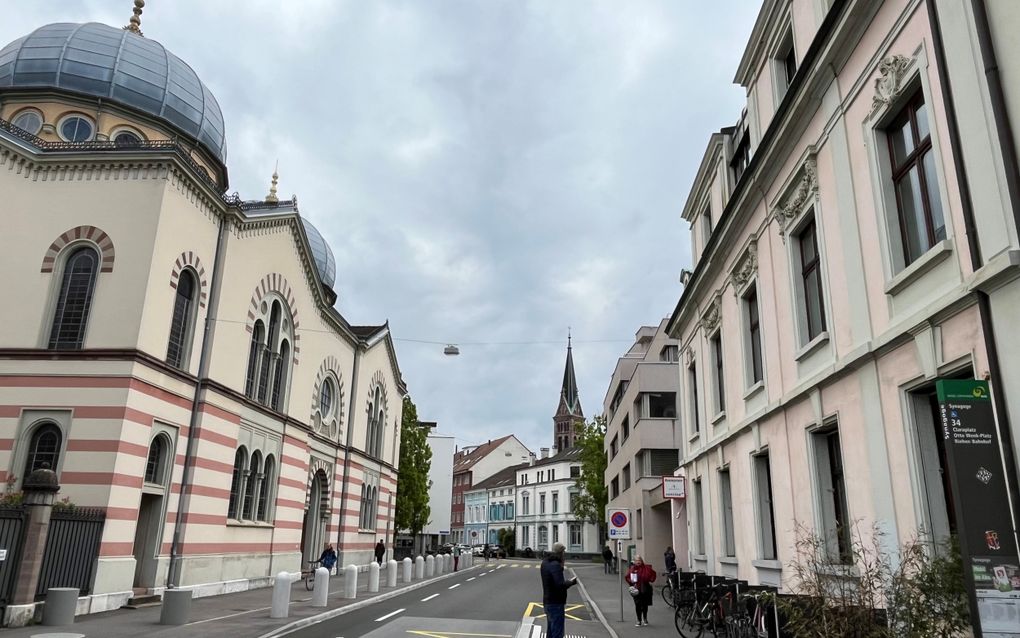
[
  {"x1": 0, "y1": 507, "x2": 26, "y2": 613},
  {"x1": 36, "y1": 507, "x2": 106, "y2": 599}
]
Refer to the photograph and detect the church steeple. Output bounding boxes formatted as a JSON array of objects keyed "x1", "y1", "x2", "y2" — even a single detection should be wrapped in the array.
[
  {"x1": 553, "y1": 332, "x2": 584, "y2": 452},
  {"x1": 561, "y1": 332, "x2": 580, "y2": 416}
]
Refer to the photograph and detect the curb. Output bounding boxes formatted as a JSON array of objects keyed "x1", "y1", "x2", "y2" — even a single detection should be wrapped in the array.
[
  {"x1": 256, "y1": 563, "x2": 483, "y2": 638},
  {"x1": 572, "y1": 570, "x2": 619, "y2": 638}
]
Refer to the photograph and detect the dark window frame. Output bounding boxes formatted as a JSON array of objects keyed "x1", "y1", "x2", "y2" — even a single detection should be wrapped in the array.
[
  {"x1": 166, "y1": 268, "x2": 197, "y2": 369},
  {"x1": 711, "y1": 332, "x2": 725, "y2": 413},
  {"x1": 745, "y1": 286, "x2": 764, "y2": 384},
  {"x1": 886, "y1": 90, "x2": 944, "y2": 264},
  {"x1": 797, "y1": 218, "x2": 827, "y2": 341},
  {"x1": 24, "y1": 423, "x2": 62, "y2": 477}
]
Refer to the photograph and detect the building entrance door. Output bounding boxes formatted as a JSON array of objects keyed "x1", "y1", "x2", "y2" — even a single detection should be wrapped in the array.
[
  {"x1": 132, "y1": 492, "x2": 164, "y2": 588},
  {"x1": 301, "y1": 470, "x2": 328, "y2": 564}
]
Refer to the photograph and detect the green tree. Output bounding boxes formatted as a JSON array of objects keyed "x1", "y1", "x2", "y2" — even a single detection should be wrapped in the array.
[
  {"x1": 394, "y1": 396, "x2": 432, "y2": 551},
  {"x1": 573, "y1": 414, "x2": 608, "y2": 539}
]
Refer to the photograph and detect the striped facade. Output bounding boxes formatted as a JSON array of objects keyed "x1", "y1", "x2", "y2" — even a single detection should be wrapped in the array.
[{"x1": 0, "y1": 18, "x2": 406, "y2": 616}]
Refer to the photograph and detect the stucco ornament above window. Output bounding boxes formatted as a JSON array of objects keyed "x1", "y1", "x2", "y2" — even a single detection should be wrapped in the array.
[
  {"x1": 871, "y1": 54, "x2": 916, "y2": 115},
  {"x1": 684, "y1": 347, "x2": 696, "y2": 367},
  {"x1": 730, "y1": 240, "x2": 758, "y2": 294},
  {"x1": 700, "y1": 296, "x2": 722, "y2": 332},
  {"x1": 772, "y1": 158, "x2": 818, "y2": 242}
]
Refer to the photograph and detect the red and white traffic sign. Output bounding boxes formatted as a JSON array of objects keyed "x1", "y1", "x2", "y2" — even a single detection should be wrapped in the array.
[{"x1": 607, "y1": 507, "x2": 631, "y2": 540}]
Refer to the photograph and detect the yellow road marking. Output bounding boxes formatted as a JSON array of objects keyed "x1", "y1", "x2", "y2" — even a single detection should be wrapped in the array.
[{"x1": 522, "y1": 602, "x2": 586, "y2": 621}]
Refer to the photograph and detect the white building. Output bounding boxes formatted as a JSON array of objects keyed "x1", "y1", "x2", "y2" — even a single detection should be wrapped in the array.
[
  {"x1": 419, "y1": 428, "x2": 455, "y2": 551},
  {"x1": 515, "y1": 447, "x2": 600, "y2": 556}
]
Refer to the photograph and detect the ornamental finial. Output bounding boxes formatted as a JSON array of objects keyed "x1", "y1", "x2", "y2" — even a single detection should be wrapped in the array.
[
  {"x1": 265, "y1": 162, "x2": 279, "y2": 203},
  {"x1": 124, "y1": 0, "x2": 145, "y2": 35}
]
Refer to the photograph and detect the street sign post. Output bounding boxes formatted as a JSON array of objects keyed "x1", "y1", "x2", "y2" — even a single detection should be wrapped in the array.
[{"x1": 662, "y1": 476, "x2": 686, "y2": 499}]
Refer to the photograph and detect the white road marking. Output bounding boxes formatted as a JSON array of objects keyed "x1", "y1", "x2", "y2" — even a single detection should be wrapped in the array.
[
  {"x1": 530, "y1": 623, "x2": 542, "y2": 638},
  {"x1": 421, "y1": 593, "x2": 440, "y2": 602},
  {"x1": 467, "y1": 577, "x2": 476, "y2": 581},
  {"x1": 479, "y1": 572, "x2": 486, "y2": 577},
  {"x1": 448, "y1": 583, "x2": 461, "y2": 589},
  {"x1": 374, "y1": 608, "x2": 405, "y2": 622}
]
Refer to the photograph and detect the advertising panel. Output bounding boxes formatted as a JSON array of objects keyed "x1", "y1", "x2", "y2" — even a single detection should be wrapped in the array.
[{"x1": 937, "y1": 379, "x2": 1020, "y2": 637}]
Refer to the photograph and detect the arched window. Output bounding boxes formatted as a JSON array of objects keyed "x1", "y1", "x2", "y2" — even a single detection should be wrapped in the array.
[
  {"x1": 366, "y1": 386, "x2": 386, "y2": 458},
  {"x1": 257, "y1": 455, "x2": 275, "y2": 522},
  {"x1": 144, "y1": 436, "x2": 168, "y2": 484},
  {"x1": 166, "y1": 269, "x2": 197, "y2": 369},
  {"x1": 245, "y1": 321, "x2": 265, "y2": 398},
  {"x1": 272, "y1": 340, "x2": 289, "y2": 411},
  {"x1": 245, "y1": 297, "x2": 294, "y2": 410},
  {"x1": 242, "y1": 451, "x2": 261, "y2": 520},
  {"x1": 49, "y1": 246, "x2": 100, "y2": 349},
  {"x1": 24, "y1": 423, "x2": 62, "y2": 477},
  {"x1": 227, "y1": 447, "x2": 247, "y2": 519}
]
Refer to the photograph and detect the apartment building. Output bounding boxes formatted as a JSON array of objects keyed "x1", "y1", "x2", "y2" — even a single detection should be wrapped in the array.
[
  {"x1": 515, "y1": 447, "x2": 599, "y2": 556},
  {"x1": 666, "y1": 2, "x2": 1020, "y2": 618},
  {"x1": 603, "y1": 320, "x2": 683, "y2": 567}
]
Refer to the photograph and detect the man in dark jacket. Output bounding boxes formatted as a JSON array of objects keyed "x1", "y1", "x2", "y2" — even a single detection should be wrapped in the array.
[
  {"x1": 541, "y1": 542, "x2": 577, "y2": 638},
  {"x1": 374, "y1": 539, "x2": 386, "y2": 564}
]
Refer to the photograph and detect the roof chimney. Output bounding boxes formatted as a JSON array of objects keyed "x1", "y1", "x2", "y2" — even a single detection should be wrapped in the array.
[
  {"x1": 540, "y1": 447, "x2": 549, "y2": 459},
  {"x1": 529, "y1": 453, "x2": 536, "y2": 467}
]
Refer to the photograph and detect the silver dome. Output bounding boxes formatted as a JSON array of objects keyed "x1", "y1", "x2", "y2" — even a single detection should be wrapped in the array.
[
  {"x1": 0, "y1": 22, "x2": 226, "y2": 162},
  {"x1": 301, "y1": 218, "x2": 336, "y2": 289}
]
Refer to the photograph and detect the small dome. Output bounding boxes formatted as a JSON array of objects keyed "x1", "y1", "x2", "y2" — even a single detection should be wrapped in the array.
[
  {"x1": 0, "y1": 22, "x2": 227, "y2": 162},
  {"x1": 301, "y1": 217, "x2": 336, "y2": 289}
]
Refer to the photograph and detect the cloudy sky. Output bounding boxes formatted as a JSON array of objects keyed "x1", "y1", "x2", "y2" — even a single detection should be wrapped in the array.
[{"x1": 4, "y1": 1, "x2": 758, "y2": 454}]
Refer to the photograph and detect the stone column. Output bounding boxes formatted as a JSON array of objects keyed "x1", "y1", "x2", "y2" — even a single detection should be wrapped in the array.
[{"x1": 13, "y1": 466, "x2": 60, "y2": 604}]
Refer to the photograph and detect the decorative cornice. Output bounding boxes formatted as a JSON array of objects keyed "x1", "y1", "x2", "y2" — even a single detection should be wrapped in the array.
[
  {"x1": 772, "y1": 157, "x2": 818, "y2": 241},
  {"x1": 700, "y1": 296, "x2": 722, "y2": 333},
  {"x1": 730, "y1": 240, "x2": 758, "y2": 294},
  {"x1": 871, "y1": 54, "x2": 915, "y2": 115}
]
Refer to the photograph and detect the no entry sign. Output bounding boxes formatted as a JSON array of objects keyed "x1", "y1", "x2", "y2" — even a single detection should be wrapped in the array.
[{"x1": 607, "y1": 508, "x2": 631, "y2": 540}]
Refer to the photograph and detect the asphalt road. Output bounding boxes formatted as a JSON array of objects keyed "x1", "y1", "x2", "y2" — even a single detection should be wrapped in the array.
[{"x1": 285, "y1": 559, "x2": 601, "y2": 638}]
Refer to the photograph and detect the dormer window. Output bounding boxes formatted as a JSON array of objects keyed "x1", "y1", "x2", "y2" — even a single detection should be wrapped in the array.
[
  {"x1": 730, "y1": 131, "x2": 750, "y2": 183},
  {"x1": 776, "y1": 31, "x2": 797, "y2": 98},
  {"x1": 11, "y1": 108, "x2": 43, "y2": 135},
  {"x1": 58, "y1": 114, "x2": 95, "y2": 142},
  {"x1": 112, "y1": 128, "x2": 144, "y2": 145}
]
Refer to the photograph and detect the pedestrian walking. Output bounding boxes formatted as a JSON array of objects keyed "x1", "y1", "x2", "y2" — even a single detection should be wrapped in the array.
[
  {"x1": 626, "y1": 555, "x2": 657, "y2": 627},
  {"x1": 454, "y1": 545, "x2": 460, "y2": 571},
  {"x1": 541, "y1": 542, "x2": 577, "y2": 638},
  {"x1": 374, "y1": 539, "x2": 386, "y2": 564},
  {"x1": 483, "y1": 543, "x2": 490, "y2": 562},
  {"x1": 602, "y1": 545, "x2": 614, "y2": 574},
  {"x1": 664, "y1": 545, "x2": 678, "y2": 587}
]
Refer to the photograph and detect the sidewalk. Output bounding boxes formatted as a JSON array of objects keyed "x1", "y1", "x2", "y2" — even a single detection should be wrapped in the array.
[
  {"x1": 0, "y1": 563, "x2": 477, "y2": 638},
  {"x1": 572, "y1": 562, "x2": 675, "y2": 638}
]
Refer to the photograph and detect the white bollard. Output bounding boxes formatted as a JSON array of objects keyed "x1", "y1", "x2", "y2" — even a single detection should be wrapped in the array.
[
  {"x1": 447, "y1": 554, "x2": 454, "y2": 571},
  {"x1": 402, "y1": 557, "x2": 413, "y2": 582},
  {"x1": 270, "y1": 571, "x2": 291, "y2": 618},
  {"x1": 415, "y1": 555, "x2": 425, "y2": 580},
  {"x1": 436, "y1": 553, "x2": 444, "y2": 575},
  {"x1": 388, "y1": 559, "x2": 398, "y2": 587},
  {"x1": 466, "y1": 552, "x2": 472, "y2": 568},
  {"x1": 343, "y1": 564, "x2": 358, "y2": 599},
  {"x1": 369, "y1": 561, "x2": 380, "y2": 593},
  {"x1": 312, "y1": 567, "x2": 329, "y2": 607},
  {"x1": 425, "y1": 554, "x2": 435, "y2": 577}
]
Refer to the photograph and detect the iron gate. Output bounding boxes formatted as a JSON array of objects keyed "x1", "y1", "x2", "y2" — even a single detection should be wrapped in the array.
[
  {"x1": 0, "y1": 506, "x2": 26, "y2": 613},
  {"x1": 36, "y1": 507, "x2": 105, "y2": 599}
]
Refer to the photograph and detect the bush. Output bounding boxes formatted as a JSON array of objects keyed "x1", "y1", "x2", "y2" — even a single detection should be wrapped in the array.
[{"x1": 780, "y1": 522, "x2": 970, "y2": 638}]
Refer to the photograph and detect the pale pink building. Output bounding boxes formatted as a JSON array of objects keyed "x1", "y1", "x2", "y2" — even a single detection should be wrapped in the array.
[{"x1": 668, "y1": 0, "x2": 1020, "y2": 600}]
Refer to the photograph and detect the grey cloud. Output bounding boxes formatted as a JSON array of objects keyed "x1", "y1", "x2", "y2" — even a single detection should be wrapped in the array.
[{"x1": 3, "y1": 0, "x2": 758, "y2": 452}]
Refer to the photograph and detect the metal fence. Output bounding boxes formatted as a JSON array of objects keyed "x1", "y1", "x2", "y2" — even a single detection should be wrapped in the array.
[
  {"x1": 0, "y1": 507, "x2": 26, "y2": 613},
  {"x1": 36, "y1": 507, "x2": 105, "y2": 599}
]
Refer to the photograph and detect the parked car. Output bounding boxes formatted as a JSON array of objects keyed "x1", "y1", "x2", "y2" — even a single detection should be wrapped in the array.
[
  {"x1": 490, "y1": 544, "x2": 507, "y2": 558},
  {"x1": 472, "y1": 545, "x2": 485, "y2": 556}
]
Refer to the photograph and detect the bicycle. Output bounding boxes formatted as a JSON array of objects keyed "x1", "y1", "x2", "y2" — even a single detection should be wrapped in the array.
[
  {"x1": 660, "y1": 569, "x2": 679, "y2": 607},
  {"x1": 675, "y1": 576, "x2": 732, "y2": 638},
  {"x1": 302, "y1": 560, "x2": 325, "y2": 591}
]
